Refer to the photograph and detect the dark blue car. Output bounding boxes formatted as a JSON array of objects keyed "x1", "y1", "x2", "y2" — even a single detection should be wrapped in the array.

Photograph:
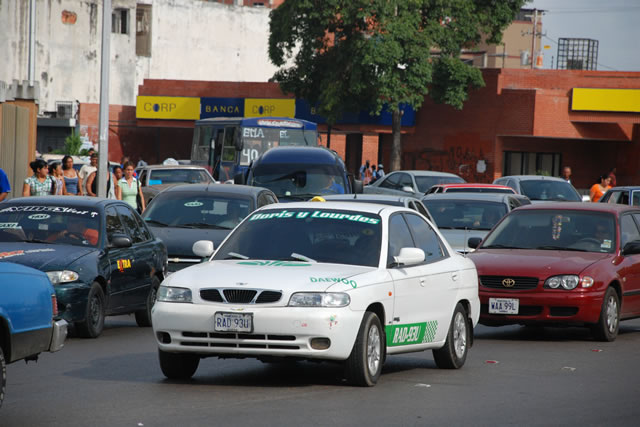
[
  {"x1": 142, "y1": 183, "x2": 278, "y2": 272},
  {"x1": 0, "y1": 197, "x2": 167, "y2": 338}
]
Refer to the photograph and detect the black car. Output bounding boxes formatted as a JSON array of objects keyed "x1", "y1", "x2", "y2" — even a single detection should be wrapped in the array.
[
  {"x1": 141, "y1": 183, "x2": 277, "y2": 272},
  {"x1": 0, "y1": 196, "x2": 167, "y2": 338}
]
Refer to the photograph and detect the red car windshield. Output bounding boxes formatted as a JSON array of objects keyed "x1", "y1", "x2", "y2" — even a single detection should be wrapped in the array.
[{"x1": 481, "y1": 210, "x2": 616, "y2": 253}]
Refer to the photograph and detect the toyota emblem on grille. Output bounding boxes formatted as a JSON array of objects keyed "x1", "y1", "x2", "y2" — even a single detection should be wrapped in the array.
[{"x1": 502, "y1": 278, "x2": 516, "y2": 288}]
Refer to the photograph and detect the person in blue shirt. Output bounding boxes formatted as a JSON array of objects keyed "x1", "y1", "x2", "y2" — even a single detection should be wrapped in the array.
[
  {"x1": 318, "y1": 173, "x2": 345, "y2": 195},
  {"x1": 0, "y1": 167, "x2": 11, "y2": 201}
]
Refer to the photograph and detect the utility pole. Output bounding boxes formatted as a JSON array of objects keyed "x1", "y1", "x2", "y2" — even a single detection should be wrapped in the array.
[
  {"x1": 530, "y1": 9, "x2": 537, "y2": 70},
  {"x1": 97, "y1": 0, "x2": 111, "y2": 198}
]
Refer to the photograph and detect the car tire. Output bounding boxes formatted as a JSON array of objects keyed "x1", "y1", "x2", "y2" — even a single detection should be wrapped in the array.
[
  {"x1": 591, "y1": 287, "x2": 620, "y2": 342},
  {"x1": 1, "y1": 346, "x2": 6, "y2": 409},
  {"x1": 344, "y1": 311, "x2": 384, "y2": 387},
  {"x1": 76, "y1": 282, "x2": 106, "y2": 338},
  {"x1": 158, "y1": 350, "x2": 199, "y2": 380},
  {"x1": 433, "y1": 303, "x2": 469, "y2": 369},
  {"x1": 135, "y1": 276, "x2": 160, "y2": 327}
]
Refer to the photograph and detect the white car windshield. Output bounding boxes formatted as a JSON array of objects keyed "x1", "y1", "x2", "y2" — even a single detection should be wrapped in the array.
[{"x1": 213, "y1": 208, "x2": 382, "y2": 267}]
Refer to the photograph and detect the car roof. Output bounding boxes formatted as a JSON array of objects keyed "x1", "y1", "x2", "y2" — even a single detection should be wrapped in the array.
[
  {"x1": 496, "y1": 175, "x2": 567, "y2": 182},
  {"x1": 259, "y1": 201, "x2": 408, "y2": 215},
  {"x1": 3, "y1": 196, "x2": 124, "y2": 209},
  {"x1": 605, "y1": 186, "x2": 640, "y2": 191},
  {"x1": 161, "y1": 183, "x2": 270, "y2": 196},
  {"x1": 422, "y1": 193, "x2": 516, "y2": 202},
  {"x1": 513, "y1": 202, "x2": 640, "y2": 214},
  {"x1": 320, "y1": 194, "x2": 421, "y2": 203},
  {"x1": 436, "y1": 183, "x2": 513, "y2": 189},
  {"x1": 257, "y1": 146, "x2": 340, "y2": 165},
  {"x1": 391, "y1": 170, "x2": 462, "y2": 178},
  {"x1": 137, "y1": 165, "x2": 210, "y2": 170}
]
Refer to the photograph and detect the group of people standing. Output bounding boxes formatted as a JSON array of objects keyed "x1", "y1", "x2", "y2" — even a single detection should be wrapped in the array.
[
  {"x1": 5, "y1": 150, "x2": 146, "y2": 213},
  {"x1": 562, "y1": 165, "x2": 617, "y2": 203},
  {"x1": 359, "y1": 160, "x2": 385, "y2": 185}
]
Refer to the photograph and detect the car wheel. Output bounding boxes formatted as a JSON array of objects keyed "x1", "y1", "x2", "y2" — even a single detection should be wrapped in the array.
[
  {"x1": 345, "y1": 311, "x2": 384, "y2": 387},
  {"x1": 135, "y1": 276, "x2": 160, "y2": 327},
  {"x1": 158, "y1": 349, "x2": 199, "y2": 380},
  {"x1": 433, "y1": 303, "x2": 469, "y2": 369},
  {"x1": 0, "y1": 346, "x2": 6, "y2": 409},
  {"x1": 591, "y1": 287, "x2": 620, "y2": 342},
  {"x1": 75, "y1": 282, "x2": 106, "y2": 338}
]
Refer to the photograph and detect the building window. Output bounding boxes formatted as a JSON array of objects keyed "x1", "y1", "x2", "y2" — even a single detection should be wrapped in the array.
[
  {"x1": 136, "y1": 4, "x2": 152, "y2": 57},
  {"x1": 112, "y1": 8, "x2": 129, "y2": 34},
  {"x1": 504, "y1": 151, "x2": 561, "y2": 177}
]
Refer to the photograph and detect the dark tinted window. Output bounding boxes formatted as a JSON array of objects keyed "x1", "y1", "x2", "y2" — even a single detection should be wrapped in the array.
[
  {"x1": 387, "y1": 214, "x2": 415, "y2": 266},
  {"x1": 115, "y1": 205, "x2": 145, "y2": 244},
  {"x1": 379, "y1": 173, "x2": 402, "y2": 190},
  {"x1": 415, "y1": 176, "x2": 465, "y2": 193},
  {"x1": 621, "y1": 215, "x2": 640, "y2": 248},
  {"x1": 519, "y1": 180, "x2": 581, "y2": 202},
  {"x1": 106, "y1": 206, "x2": 126, "y2": 244},
  {"x1": 404, "y1": 213, "x2": 445, "y2": 262},
  {"x1": 423, "y1": 199, "x2": 507, "y2": 231}
]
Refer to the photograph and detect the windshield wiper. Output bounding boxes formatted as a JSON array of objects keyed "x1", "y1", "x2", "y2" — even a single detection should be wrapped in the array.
[
  {"x1": 224, "y1": 252, "x2": 249, "y2": 260},
  {"x1": 279, "y1": 193, "x2": 319, "y2": 201},
  {"x1": 177, "y1": 223, "x2": 230, "y2": 230},
  {"x1": 145, "y1": 219, "x2": 169, "y2": 227},
  {"x1": 23, "y1": 238, "x2": 49, "y2": 244},
  {"x1": 536, "y1": 245, "x2": 588, "y2": 252},
  {"x1": 481, "y1": 244, "x2": 522, "y2": 249},
  {"x1": 289, "y1": 252, "x2": 317, "y2": 263}
]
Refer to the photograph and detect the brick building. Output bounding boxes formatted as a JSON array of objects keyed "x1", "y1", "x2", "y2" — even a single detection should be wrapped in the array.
[{"x1": 78, "y1": 68, "x2": 640, "y2": 191}]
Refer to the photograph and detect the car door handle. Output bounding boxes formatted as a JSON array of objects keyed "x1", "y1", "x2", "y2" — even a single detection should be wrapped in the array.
[
  {"x1": 451, "y1": 273, "x2": 458, "y2": 281},
  {"x1": 420, "y1": 278, "x2": 426, "y2": 287}
]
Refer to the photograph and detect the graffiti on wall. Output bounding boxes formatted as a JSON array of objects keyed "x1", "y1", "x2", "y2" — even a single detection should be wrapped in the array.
[{"x1": 404, "y1": 146, "x2": 492, "y2": 183}]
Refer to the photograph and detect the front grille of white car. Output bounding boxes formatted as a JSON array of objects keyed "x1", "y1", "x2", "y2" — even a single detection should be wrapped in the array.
[
  {"x1": 200, "y1": 288, "x2": 282, "y2": 304},
  {"x1": 179, "y1": 332, "x2": 299, "y2": 350}
]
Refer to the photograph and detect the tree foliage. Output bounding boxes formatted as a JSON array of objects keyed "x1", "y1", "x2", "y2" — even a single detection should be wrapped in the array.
[
  {"x1": 269, "y1": 0, "x2": 526, "y2": 170},
  {"x1": 54, "y1": 130, "x2": 84, "y2": 155}
]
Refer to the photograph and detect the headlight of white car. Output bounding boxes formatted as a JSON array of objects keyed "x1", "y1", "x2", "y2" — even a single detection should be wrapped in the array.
[
  {"x1": 545, "y1": 275, "x2": 579, "y2": 290},
  {"x1": 288, "y1": 292, "x2": 350, "y2": 307},
  {"x1": 157, "y1": 286, "x2": 192, "y2": 303},
  {"x1": 46, "y1": 270, "x2": 79, "y2": 285}
]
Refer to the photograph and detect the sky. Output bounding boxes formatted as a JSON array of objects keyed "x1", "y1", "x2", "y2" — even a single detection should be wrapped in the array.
[{"x1": 527, "y1": 0, "x2": 640, "y2": 71}]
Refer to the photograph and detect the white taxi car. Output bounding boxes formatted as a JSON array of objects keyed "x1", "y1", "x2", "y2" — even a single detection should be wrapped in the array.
[{"x1": 152, "y1": 202, "x2": 479, "y2": 386}]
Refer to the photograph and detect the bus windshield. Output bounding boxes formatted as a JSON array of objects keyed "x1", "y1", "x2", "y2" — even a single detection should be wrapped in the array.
[{"x1": 240, "y1": 127, "x2": 317, "y2": 165}]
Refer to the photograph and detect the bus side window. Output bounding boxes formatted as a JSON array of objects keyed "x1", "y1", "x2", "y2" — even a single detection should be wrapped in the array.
[{"x1": 222, "y1": 126, "x2": 237, "y2": 162}]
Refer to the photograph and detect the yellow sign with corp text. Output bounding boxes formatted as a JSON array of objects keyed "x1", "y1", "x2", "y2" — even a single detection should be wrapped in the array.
[
  {"x1": 244, "y1": 98, "x2": 295, "y2": 118},
  {"x1": 136, "y1": 96, "x2": 201, "y2": 120},
  {"x1": 572, "y1": 88, "x2": 640, "y2": 113}
]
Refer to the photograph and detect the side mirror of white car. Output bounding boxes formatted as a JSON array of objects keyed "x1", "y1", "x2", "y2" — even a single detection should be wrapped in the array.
[
  {"x1": 192, "y1": 240, "x2": 215, "y2": 258},
  {"x1": 393, "y1": 247, "x2": 425, "y2": 267}
]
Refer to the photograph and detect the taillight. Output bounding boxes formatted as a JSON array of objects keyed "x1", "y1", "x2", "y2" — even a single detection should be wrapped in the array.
[{"x1": 51, "y1": 294, "x2": 59, "y2": 317}]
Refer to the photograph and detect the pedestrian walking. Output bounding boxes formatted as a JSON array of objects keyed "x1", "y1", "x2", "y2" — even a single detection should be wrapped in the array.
[
  {"x1": 116, "y1": 161, "x2": 145, "y2": 212},
  {"x1": 23, "y1": 159, "x2": 55, "y2": 196},
  {"x1": 589, "y1": 174, "x2": 611, "y2": 203},
  {"x1": 79, "y1": 153, "x2": 98, "y2": 194},
  {"x1": 561, "y1": 166, "x2": 572, "y2": 184},
  {"x1": 377, "y1": 164, "x2": 385, "y2": 178},
  {"x1": 62, "y1": 155, "x2": 82, "y2": 195},
  {"x1": 48, "y1": 162, "x2": 67, "y2": 195},
  {"x1": 86, "y1": 168, "x2": 117, "y2": 199},
  {"x1": 608, "y1": 168, "x2": 617, "y2": 187},
  {"x1": 359, "y1": 160, "x2": 370, "y2": 181},
  {"x1": 0, "y1": 167, "x2": 10, "y2": 201}
]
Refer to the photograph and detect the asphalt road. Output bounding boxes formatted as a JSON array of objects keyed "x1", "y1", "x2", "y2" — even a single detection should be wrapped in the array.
[{"x1": 3, "y1": 316, "x2": 640, "y2": 427}]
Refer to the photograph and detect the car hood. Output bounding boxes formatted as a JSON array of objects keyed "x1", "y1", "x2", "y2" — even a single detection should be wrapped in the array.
[
  {"x1": 468, "y1": 249, "x2": 609, "y2": 277},
  {"x1": 0, "y1": 242, "x2": 97, "y2": 271},
  {"x1": 163, "y1": 260, "x2": 380, "y2": 293},
  {"x1": 438, "y1": 229, "x2": 490, "y2": 253},
  {"x1": 149, "y1": 226, "x2": 231, "y2": 257}
]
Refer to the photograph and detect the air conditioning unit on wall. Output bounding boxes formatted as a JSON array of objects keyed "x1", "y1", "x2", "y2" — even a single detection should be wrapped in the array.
[{"x1": 56, "y1": 101, "x2": 75, "y2": 119}]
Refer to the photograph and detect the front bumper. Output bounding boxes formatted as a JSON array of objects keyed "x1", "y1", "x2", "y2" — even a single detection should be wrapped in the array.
[
  {"x1": 55, "y1": 281, "x2": 92, "y2": 323},
  {"x1": 48, "y1": 319, "x2": 68, "y2": 352},
  {"x1": 479, "y1": 288, "x2": 606, "y2": 326},
  {"x1": 152, "y1": 301, "x2": 363, "y2": 361}
]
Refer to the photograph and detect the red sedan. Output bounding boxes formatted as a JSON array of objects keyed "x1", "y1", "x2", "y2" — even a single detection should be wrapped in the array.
[{"x1": 467, "y1": 202, "x2": 640, "y2": 341}]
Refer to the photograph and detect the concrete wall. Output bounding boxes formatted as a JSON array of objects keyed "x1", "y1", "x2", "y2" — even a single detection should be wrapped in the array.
[{"x1": 1, "y1": 0, "x2": 277, "y2": 115}]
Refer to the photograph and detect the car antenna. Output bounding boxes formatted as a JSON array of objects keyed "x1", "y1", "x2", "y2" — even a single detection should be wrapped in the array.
[{"x1": 464, "y1": 227, "x2": 468, "y2": 257}]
